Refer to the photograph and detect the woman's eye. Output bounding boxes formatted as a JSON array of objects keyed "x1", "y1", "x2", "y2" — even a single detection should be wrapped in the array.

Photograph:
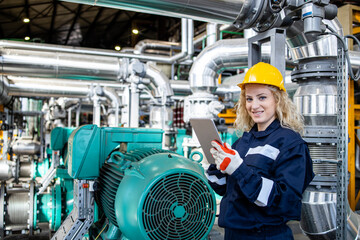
[
  {"x1": 246, "y1": 98, "x2": 252, "y2": 102},
  {"x1": 259, "y1": 96, "x2": 266, "y2": 100}
]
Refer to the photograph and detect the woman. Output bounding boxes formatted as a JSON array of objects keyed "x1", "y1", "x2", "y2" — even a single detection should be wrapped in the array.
[{"x1": 207, "y1": 62, "x2": 314, "y2": 240}]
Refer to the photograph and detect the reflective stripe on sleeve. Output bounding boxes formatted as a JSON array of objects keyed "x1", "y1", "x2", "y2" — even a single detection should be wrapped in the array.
[
  {"x1": 206, "y1": 174, "x2": 227, "y2": 185},
  {"x1": 254, "y1": 177, "x2": 274, "y2": 207},
  {"x1": 245, "y1": 144, "x2": 280, "y2": 160}
]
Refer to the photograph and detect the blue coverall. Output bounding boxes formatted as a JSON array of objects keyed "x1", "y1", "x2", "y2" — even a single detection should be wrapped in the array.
[{"x1": 207, "y1": 119, "x2": 314, "y2": 240}]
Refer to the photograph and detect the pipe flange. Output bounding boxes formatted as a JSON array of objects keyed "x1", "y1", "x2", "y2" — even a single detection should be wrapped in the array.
[{"x1": 291, "y1": 60, "x2": 337, "y2": 82}]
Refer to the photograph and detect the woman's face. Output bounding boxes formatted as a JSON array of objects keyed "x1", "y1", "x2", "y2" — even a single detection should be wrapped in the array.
[{"x1": 245, "y1": 84, "x2": 276, "y2": 131}]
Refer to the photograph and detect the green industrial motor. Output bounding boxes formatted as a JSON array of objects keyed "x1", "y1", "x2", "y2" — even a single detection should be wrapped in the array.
[{"x1": 96, "y1": 148, "x2": 216, "y2": 240}]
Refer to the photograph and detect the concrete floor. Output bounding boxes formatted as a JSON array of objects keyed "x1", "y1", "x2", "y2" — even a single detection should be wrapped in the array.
[{"x1": 209, "y1": 219, "x2": 311, "y2": 240}]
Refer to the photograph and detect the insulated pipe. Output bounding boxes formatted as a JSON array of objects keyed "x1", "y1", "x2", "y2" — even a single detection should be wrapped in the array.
[
  {"x1": 7, "y1": 77, "x2": 91, "y2": 98},
  {"x1": 144, "y1": 63, "x2": 174, "y2": 99},
  {"x1": 5, "y1": 76, "x2": 127, "y2": 98},
  {"x1": 206, "y1": 23, "x2": 219, "y2": 47},
  {"x1": 0, "y1": 43, "x2": 129, "y2": 81},
  {"x1": 188, "y1": 38, "x2": 272, "y2": 93},
  {"x1": 0, "y1": 76, "x2": 13, "y2": 107},
  {"x1": 0, "y1": 20, "x2": 189, "y2": 79},
  {"x1": 103, "y1": 87, "x2": 121, "y2": 127},
  {"x1": 187, "y1": 19, "x2": 194, "y2": 58},
  {"x1": 169, "y1": 80, "x2": 241, "y2": 96},
  {"x1": 134, "y1": 40, "x2": 180, "y2": 54},
  {"x1": 63, "y1": 0, "x2": 263, "y2": 26}
]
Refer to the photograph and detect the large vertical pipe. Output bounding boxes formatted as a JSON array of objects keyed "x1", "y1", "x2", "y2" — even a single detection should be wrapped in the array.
[{"x1": 206, "y1": 23, "x2": 218, "y2": 47}]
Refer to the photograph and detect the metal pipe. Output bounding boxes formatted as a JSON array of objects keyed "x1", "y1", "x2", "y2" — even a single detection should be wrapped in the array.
[
  {"x1": 0, "y1": 21, "x2": 190, "y2": 81},
  {"x1": 5, "y1": 76, "x2": 126, "y2": 98},
  {"x1": 8, "y1": 78, "x2": 90, "y2": 98},
  {"x1": 130, "y1": 82, "x2": 139, "y2": 127},
  {"x1": 206, "y1": 23, "x2": 218, "y2": 47},
  {"x1": 187, "y1": 19, "x2": 194, "y2": 57},
  {"x1": 0, "y1": 76, "x2": 13, "y2": 106},
  {"x1": 188, "y1": 38, "x2": 272, "y2": 93},
  {"x1": 134, "y1": 40, "x2": 180, "y2": 54},
  {"x1": 62, "y1": 0, "x2": 257, "y2": 25},
  {"x1": 12, "y1": 140, "x2": 41, "y2": 155},
  {"x1": 0, "y1": 161, "x2": 14, "y2": 180},
  {"x1": 144, "y1": 63, "x2": 173, "y2": 99},
  {"x1": 103, "y1": 87, "x2": 121, "y2": 127}
]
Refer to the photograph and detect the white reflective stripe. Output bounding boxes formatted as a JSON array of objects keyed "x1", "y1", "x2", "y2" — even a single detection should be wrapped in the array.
[
  {"x1": 245, "y1": 144, "x2": 280, "y2": 160},
  {"x1": 206, "y1": 174, "x2": 226, "y2": 185},
  {"x1": 254, "y1": 177, "x2": 274, "y2": 207}
]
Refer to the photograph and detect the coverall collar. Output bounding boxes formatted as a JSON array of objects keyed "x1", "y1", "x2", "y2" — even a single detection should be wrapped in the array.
[{"x1": 250, "y1": 119, "x2": 281, "y2": 138}]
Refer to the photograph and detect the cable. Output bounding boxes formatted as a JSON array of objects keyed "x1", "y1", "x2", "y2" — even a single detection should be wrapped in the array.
[
  {"x1": 324, "y1": 24, "x2": 360, "y2": 81},
  {"x1": 268, "y1": 0, "x2": 285, "y2": 14},
  {"x1": 344, "y1": 35, "x2": 360, "y2": 80},
  {"x1": 94, "y1": 223, "x2": 108, "y2": 240}
]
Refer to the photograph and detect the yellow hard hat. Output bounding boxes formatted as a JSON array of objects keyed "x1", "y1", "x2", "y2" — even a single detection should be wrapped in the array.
[{"x1": 238, "y1": 62, "x2": 286, "y2": 92}]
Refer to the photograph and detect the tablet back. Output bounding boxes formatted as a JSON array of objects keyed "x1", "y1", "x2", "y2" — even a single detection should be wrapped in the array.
[{"x1": 190, "y1": 118, "x2": 222, "y2": 164}]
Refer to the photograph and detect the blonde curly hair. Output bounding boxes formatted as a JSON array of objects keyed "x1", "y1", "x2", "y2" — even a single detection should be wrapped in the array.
[{"x1": 234, "y1": 85, "x2": 304, "y2": 134}]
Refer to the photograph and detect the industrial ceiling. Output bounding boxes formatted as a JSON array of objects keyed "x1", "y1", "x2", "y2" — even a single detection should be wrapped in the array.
[{"x1": 0, "y1": 0, "x2": 358, "y2": 51}]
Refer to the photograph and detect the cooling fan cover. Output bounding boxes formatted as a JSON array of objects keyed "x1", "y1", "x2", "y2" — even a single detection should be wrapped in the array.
[{"x1": 115, "y1": 152, "x2": 216, "y2": 240}]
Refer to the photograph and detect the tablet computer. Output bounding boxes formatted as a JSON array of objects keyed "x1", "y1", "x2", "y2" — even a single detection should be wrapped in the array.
[{"x1": 190, "y1": 118, "x2": 223, "y2": 164}]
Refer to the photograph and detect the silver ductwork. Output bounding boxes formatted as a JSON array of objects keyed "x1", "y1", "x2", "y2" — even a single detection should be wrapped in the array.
[
  {"x1": 0, "y1": 76, "x2": 13, "y2": 107},
  {"x1": 103, "y1": 87, "x2": 121, "y2": 127},
  {"x1": 0, "y1": 42, "x2": 129, "y2": 81},
  {"x1": 134, "y1": 40, "x2": 180, "y2": 55},
  {"x1": 5, "y1": 76, "x2": 127, "y2": 98},
  {"x1": 63, "y1": 0, "x2": 266, "y2": 28},
  {"x1": 0, "y1": 18, "x2": 191, "y2": 65},
  {"x1": 144, "y1": 63, "x2": 174, "y2": 100},
  {"x1": 188, "y1": 38, "x2": 257, "y2": 93},
  {"x1": 12, "y1": 140, "x2": 41, "y2": 155}
]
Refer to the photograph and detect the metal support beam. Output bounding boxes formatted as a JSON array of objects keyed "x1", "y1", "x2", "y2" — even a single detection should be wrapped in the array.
[
  {"x1": 336, "y1": 38, "x2": 349, "y2": 240},
  {"x1": 51, "y1": 180, "x2": 95, "y2": 240},
  {"x1": 248, "y1": 28, "x2": 286, "y2": 78}
]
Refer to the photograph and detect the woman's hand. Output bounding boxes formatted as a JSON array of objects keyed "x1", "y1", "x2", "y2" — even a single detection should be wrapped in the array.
[{"x1": 210, "y1": 141, "x2": 243, "y2": 175}]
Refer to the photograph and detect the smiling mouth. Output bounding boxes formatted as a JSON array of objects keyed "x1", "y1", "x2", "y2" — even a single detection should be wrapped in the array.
[{"x1": 252, "y1": 111, "x2": 263, "y2": 116}]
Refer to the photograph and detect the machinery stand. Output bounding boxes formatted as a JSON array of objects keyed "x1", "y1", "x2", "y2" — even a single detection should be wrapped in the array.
[
  {"x1": 51, "y1": 180, "x2": 94, "y2": 240},
  {"x1": 247, "y1": 28, "x2": 286, "y2": 78}
]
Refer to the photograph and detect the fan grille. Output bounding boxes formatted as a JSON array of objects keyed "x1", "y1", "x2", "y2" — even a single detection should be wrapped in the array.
[{"x1": 142, "y1": 172, "x2": 215, "y2": 240}]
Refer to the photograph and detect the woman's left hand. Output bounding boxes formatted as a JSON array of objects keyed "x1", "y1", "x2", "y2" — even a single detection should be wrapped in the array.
[{"x1": 210, "y1": 141, "x2": 243, "y2": 175}]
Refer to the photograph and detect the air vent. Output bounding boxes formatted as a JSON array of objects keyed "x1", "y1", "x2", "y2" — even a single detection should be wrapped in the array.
[{"x1": 142, "y1": 172, "x2": 215, "y2": 240}]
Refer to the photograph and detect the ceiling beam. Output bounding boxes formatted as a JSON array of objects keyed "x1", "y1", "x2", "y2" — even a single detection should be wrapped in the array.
[
  {"x1": 65, "y1": 4, "x2": 83, "y2": 45},
  {"x1": 0, "y1": 1, "x2": 51, "y2": 10},
  {"x1": 105, "y1": 10, "x2": 123, "y2": 33},
  {"x1": 48, "y1": 0, "x2": 57, "y2": 43},
  {"x1": 82, "y1": 7, "x2": 104, "y2": 46}
]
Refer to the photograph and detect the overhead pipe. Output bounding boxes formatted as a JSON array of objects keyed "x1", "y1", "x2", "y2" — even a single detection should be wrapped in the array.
[
  {"x1": 5, "y1": 76, "x2": 127, "y2": 98},
  {"x1": 134, "y1": 40, "x2": 180, "y2": 55},
  {"x1": 188, "y1": 38, "x2": 276, "y2": 94},
  {"x1": 187, "y1": 19, "x2": 194, "y2": 58},
  {"x1": 0, "y1": 19, "x2": 190, "y2": 66},
  {"x1": 63, "y1": 0, "x2": 264, "y2": 27}
]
